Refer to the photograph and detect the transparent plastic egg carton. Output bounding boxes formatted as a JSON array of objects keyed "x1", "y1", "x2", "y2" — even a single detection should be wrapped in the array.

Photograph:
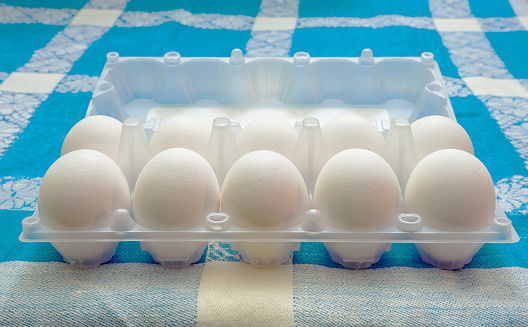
[{"x1": 20, "y1": 49, "x2": 519, "y2": 270}]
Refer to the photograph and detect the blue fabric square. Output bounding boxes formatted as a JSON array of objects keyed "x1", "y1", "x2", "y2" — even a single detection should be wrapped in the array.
[
  {"x1": 0, "y1": 92, "x2": 91, "y2": 179},
  {"x1": 485, "y1": 31, "x2": 528, "y2": 79},
  {"x1": 0, "y1": 210, "x2": 63, "y2": 263},
  {"x1": 1, "y1": 0, "x2": 88, "y2": 9},
  {"x1": 450, "y1": 96, "x2": 527, "y2": 183},
  {"x1": 298, "y1": 0, "x2": 432, "y2": 18},
  {"x1": 293, "y1": 242, "x2": 342, "y2": 268},
  {"x1": 376, "y1": 244, "x2": 431, "y2": 268},
  {"x1": 290, "y1": 26, "x2": 460, "y2": 78},
  {"x1": 69, "y1": 23, "x2": 252, "y2": 76},
  {"x1": 108, "y1": 242, "x2": 158, "y2": 264},
  {"x1": 467, "y1": 242, "x2": 528, "y2": 269},
  {"x1": 125, "y1": 0, "x2": 261, "y2": 16},
  {"x1": 468, "y1": 0, "x2": 516, "y2": 18},
  {"x1": 0, "y1": 24, "x2": 63, "y2": 73}
]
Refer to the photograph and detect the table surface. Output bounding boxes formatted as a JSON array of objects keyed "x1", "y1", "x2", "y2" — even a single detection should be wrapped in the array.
[{"x1": 1, "y1": 0, "x2": 528, "y2": 325}]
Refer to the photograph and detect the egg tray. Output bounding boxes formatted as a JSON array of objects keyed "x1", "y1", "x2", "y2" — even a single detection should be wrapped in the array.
[{"x1": 20, "y1": 49, "x2": 520, "y2": 270}]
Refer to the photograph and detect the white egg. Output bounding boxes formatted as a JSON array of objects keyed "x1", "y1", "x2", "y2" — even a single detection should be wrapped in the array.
[
  {"x1": 405, "y1": 149, "x2": 495, "y2": 231},
  {"x1": 322, "y1": 114, "x2": 384, "y2": 158},
  {"x1": 149, "y1": 117, "x2": 210, "y2": 156},
  {"x1": 61, "y1": 115, "x2": 123, "y2": 161},
  {"x1": 411, "y1": 115, "x2": 474, "y2": 162},
  {"x1": 133, "y1": 148, "x2": 220, "y2": 230},
  {"x1": 221, "y1": 150, "x2": 309, "y2": 231},
  {"x1": 38, "y1": 149, "x2": 130, "y2": 230},
  {"x1": 313, "y1": 149, "x2": 401, "y2": 231},
  {"x1": 236, "y1": 117, "x2": 299, "y2": 159}
]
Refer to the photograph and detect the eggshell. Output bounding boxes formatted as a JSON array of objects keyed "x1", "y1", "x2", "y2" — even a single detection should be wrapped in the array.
[
  {"x1": 133, "y1": 148, "x2": 220, "y2": 230},
  {"x1": 322, "y1": 114, "x2": 384, "y2": 157},
  {"x1": 38, "y1": 149, "x2": 130, "y2": 230},
  {"x1": 313, "y1": 149, "x2": 401, "y2": 231},
  {"x1": 236, "y1": 117, "x2": 299, "y2": 159},
  {"x1": 411, "y1": 115, "x2": 474, "y2": 162},
  {"x1": 149, "y1": 117, "x2": 210, "y2": 156},
  {"x1": 404, "y1": 149, "x2": 495, "y2": 231},
  {"x1": 61, "y1": 115, "x2": 122, "y2": 161},
  {"x1": 221, "y1": 150, "x2": 309, "y2": 231}
]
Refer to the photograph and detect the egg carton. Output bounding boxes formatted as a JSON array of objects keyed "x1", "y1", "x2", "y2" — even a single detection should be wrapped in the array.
[{"x1": 20, "y1": 49, "x2": 519, "y2": 270}]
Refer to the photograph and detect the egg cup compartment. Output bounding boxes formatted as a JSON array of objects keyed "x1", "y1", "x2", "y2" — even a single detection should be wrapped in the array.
[
  {"x1": 51, "y1": 242, "x2": 118, "y2": 269},
  {"x1": 20, "y1": 213, "x2": 119, "y2": 269},
  {"x1": 140, "y1": 241, "x2": 207, "y2": 268},
  {"x1": 416, "y1": 243, "x2": 483, "y2": 271},
  {"x1": 20, "y1": 50, "x2": 520, "y2": 270},
  {"x1": 407, "y1": 206, "x2": 515, "y2": 270},
  {"x1": 232, "y1": 242, "x2": 300, "y2": 268},
  {"x1": 324, "y1": 243, "x2": 391, "y2": 269}
]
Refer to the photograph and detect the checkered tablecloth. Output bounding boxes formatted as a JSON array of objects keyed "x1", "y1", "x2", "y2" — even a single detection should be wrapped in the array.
[{"x1": 1, "y1": 0, "x2": 528, "y2": 325}]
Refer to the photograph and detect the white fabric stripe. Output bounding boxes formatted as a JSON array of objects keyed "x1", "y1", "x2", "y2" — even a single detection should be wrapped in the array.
[
  {"x1": 481, "y1": 95, "x2": 528, "y2": 170},
  {"x1": 0, "y1": 177, "x2": 41, "y2": 210},
  {"x1": 203, "y1": 17, "x2": 297, "y2": 327},
  {"x1": 70, "y1": 9, "x2": 123, "y2": 27},
  {"x1": 84, "y1": 0, "x2": 129, "y2": 10},
  {"x1": 521, "y1": 79, "x2": 528, "y2": 92},
  {"x1": 55, "y1": 75, "x2": 99, "y2": 93},
  {"x1": 496, "y1": 175, "x2": 528, "y2": 214},
  {"x1": 200, "y1": 0, "x2": 299, "y2": 303},
  {"x1": 253, "y1": 16, "x2": 297, "y2": 31},
  {"x1": 0, "y1": 92, "x2": 48, "y2": 158},
  {"x1": 116, "y1": 10, "x2": 254, "y2": 30},
  {"x1": 293, "y1": 265, "x2": 528, "y2": 325},
  {"x1": 245, "y1": 30, "x2": 297, "y2": 56},
  {"x1": 520, "y1": 16, "x2": 528, "y2": 31},
  {"x1": 463, "y1": 77, "x2": 528, "y2": 97},
  {"x1": 439, "y1": 31, "x2": 512, "y2": 79},
  {"x1": 0, "y1": 261, "x2": 204, "y2": 326},
  {"x1": 434, "y1": 17, "x2": 482, "y2": 31},
  {"x1": 479, "y1": 16, "x2": 526, "y2": 32},
  {"x1": 443, "y1": 76, "x2": 472, "y2": 97},
  {"x1": 510, "y1": 0, "x2": 528, "y2": 16},
  {"x1": 429, "y1": 0, "x2": 473, "y2": 18},
  {"x1": 0, "y1": 72, "x2": 65, "y2": 94},
  {"x1": 297, "y1": 15, "x2": 524, "y2": 32},
  {"x1": 260, "y1": 0, "x2": 299, "y2": 17},
  {"x1": 245, "y1": 0, "x2": 299, "y2": 57},
  {"x1": 298, "y1": 15, "x2": 435, "y2": 29},
  {"x1": 0, "y1": 74, "x2": 110, "y2": 94},
  {"x1": 0, "y1": 5, "x2": 77, "y2": 25},
  {"x1": 16, "y1": 25, "x2": 109, "y2": 74},
  {"x1": 196, "y1": 262, "x2": 294, "y2": 326}
]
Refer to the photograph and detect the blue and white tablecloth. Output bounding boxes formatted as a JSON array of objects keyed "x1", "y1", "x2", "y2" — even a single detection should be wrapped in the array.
[{"x1": 1, "y1": 0, "x2": 528, "y2": 325}]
